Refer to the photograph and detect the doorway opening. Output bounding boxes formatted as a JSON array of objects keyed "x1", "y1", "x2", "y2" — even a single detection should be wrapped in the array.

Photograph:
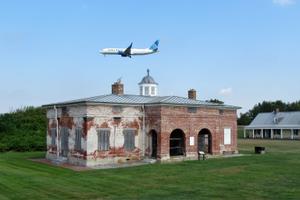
[
  {"x1": 198, "y1": 129, "x2": 212, "y2": 154},
  {"x1": 170, "y1": 129, "x2": 185, "y2": 156}
]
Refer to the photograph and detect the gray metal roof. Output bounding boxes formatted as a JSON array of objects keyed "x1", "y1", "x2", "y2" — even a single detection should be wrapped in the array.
[
  {"x1": 43, "y1": 94, "x2": 240, "y2": 110},
  {"x1": 138, "y1": 69, "x2": 158, "y2": 85},
  {"x1": 245, "y1": 111, "x2": 300, "y2": 129}
]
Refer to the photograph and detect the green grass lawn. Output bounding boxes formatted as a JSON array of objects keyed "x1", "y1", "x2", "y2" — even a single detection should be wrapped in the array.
[{"x1": 1, "y1": 140, "x2": 300, "y2": 200}]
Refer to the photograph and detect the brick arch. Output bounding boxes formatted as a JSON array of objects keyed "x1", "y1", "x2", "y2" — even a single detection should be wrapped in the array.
[
  {"x1": 198, "y1": 128, "x2": 212, "y2": 154},
  {"x1": 148, "y1": 129, "x2": 158, "y2": 158},
  {"x1": 148, "y1": 129, "x2": 159, "y2": 136},
  {"x1": 170, "y1": 129, "x2": 186, "y2": 156}
]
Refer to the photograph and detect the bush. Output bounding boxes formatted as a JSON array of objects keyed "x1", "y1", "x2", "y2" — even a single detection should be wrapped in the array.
[{"x1": 0, "y1": 107, "x2": 46, "y2": 152}]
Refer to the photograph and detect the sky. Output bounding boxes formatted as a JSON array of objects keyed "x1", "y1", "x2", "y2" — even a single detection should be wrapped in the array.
[{"x1": 0, "y1": 0, "x2": 300, "y2": 114}]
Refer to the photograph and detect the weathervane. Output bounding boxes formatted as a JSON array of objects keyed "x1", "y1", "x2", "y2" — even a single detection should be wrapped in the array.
[{"x1": 117, "y1": 77, "x2": 122, "y2": 83}]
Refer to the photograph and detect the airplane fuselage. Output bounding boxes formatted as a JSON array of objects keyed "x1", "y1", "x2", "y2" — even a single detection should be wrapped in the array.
[
  {"x1": 100, "y1": 40, "x2": 159, "y2": 57},
  {"x1": 101, "y1": 48, "x2": 157, "y2": 56}
]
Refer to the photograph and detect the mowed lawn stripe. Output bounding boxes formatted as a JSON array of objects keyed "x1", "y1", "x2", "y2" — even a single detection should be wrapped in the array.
[{"x1": 0, "y1": 140, "x2": 300, "y2": 199}]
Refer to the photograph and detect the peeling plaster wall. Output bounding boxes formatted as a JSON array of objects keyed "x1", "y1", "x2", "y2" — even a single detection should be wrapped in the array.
[
  {"x1": 85, "y1": 105, "x2": 144, "y2": 166},
  {"x1": 46, "y1": 106, "x2": 87, "y2": 166}
]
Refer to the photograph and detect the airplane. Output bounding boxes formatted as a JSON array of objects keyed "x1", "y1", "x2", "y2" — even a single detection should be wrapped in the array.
[{"x1": 100, "y1": 40, "x2": 159, "y2": 58}]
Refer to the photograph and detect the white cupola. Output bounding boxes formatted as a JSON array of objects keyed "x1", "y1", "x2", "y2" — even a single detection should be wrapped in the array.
[{"x1": 139, "y1": 69, "x2": 158, "y2": 96}]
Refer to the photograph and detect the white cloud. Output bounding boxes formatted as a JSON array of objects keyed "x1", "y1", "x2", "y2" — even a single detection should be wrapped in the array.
[
  {"x1": 219, "y1": 87, "x2": 233, "y2": 96},
  {"x1": 273, "y1": 0, "x2": 295, "y2": 6}
]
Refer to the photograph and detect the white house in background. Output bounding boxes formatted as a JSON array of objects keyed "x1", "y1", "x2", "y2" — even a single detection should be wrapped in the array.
[{"x1": 244, "y1": 111, "x2": 300, "y2": 140}]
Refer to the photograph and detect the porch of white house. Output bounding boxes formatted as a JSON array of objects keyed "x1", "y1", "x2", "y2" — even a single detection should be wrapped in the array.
[{"x1": 244, "y1": 128, "x2": 300, "y2": 140}]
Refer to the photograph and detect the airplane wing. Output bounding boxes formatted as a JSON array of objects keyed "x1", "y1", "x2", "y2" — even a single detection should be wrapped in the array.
[{"x1": 123, "y1": 42, "x2": 132, "y2": 57}]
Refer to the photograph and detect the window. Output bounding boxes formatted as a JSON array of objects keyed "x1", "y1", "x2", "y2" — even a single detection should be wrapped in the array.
[
  {"x1": 140, "y1": 86, "x2": 143, "y2": 95},
  {"x1": 123, "y1": 129, "x2": 135, "y2": 151},
  {"x1": 187, "y1": 107, "x2": 197, "y2": 113},
  {"x1": 51, "y1": 128, "x2": 57, "y2": 146},
  {"x1": 61, "y1": 127, "x2": 69, "y2": 157},
  {"x1": 145, "y1": 86, "x2": 149, "y2": 95},
  {"x1": 294, "y1": 130, "x2": 299, "y2": 136},
  {"x1": 97, "y1": 129, "x2": 110, "y2": 151},
  {"x1": 75, "y1": 128, "x2": 82, "y2": 151},
  {"x1": 112, "y1": 106, "x2": 122, "y2": 114},
  {"x1": 274, "y1": 129, "x2": 281, "y2": 135},
  {"x1": 151, "y1": 87, "x2": 155, "y2": 95},
  {"x1": 61, "y1": 107, "x2": 68, "y2": 116},
  {"x1": 224, "y1": 128, "x2": 231, "y2": 145}
]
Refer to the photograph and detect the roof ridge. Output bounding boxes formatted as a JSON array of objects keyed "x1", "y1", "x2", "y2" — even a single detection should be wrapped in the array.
[
  {"x1": 259, "y1": 111, "x2": 300, "y2": 114},
  {"x1": 87, "y1": 94, "x2": 110, "y2": 100}
]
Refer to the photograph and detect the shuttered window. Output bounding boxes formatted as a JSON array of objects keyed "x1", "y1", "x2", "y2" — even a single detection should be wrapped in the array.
[
  {"x1": 151, "y1": 87, "x2": 155, "y2": 95},
  {"x1": 75, "y1": 128, "x2": 82, "y2": 151},
  {"x1": 51, "y1": 128, "x2": 57, "y2": 146},
  {"x1": 123, "y1": 129, "x2": 135, "y2": 151},
  {"x1": 140, "y1": 86, "x2": 143, "y2": 95},
  {"x1": 187, "y1": 107, "x2": 197, "y2": 113},
  {"x1": 61, "y1": 127, "x2": 69, "y2": 149},
  {"x1": 112, "y1": 106, "x2": 122, "y2": 114},
  {"x1": 97, "y1": 129, "x2": 110, "y2": 151},
  {"x1": 145, "y1": 86, "x2": 149, "y2": 95},
  {"x1": 61, "y1": 127, "x2": 69, "y2": 157}
]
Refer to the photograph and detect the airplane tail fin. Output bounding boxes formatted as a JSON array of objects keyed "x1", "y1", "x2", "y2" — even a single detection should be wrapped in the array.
[{"x1": 149, "y1": 40, "x2": 159, "y2": 51}]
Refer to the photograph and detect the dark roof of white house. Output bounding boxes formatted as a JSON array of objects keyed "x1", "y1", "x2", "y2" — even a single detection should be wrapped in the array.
[
  {"x1": 245, "y1": 111, "x2": 300, "y2": 129},
  {"x1": 43, "y1": 94, "x2": 240, "y2": 110}
]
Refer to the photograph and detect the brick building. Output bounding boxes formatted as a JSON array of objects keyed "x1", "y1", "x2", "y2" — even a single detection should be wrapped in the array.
[{"x1": 43, "y1": 70, "x2": 240, "y2": 167}]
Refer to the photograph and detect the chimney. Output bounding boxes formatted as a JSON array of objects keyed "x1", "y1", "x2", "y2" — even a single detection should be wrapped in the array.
[
  {"x1": 188, "y1": 89, "x2": 196, "y2": 100},
  {"x1": 112, "y1": 79, "x2": 124, "y2": 95}
]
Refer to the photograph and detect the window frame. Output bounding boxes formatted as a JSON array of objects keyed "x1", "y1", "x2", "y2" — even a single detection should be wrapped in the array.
[
  {"x1": 140, "y1": 86, "x2": 143, "y2": 95},
  {"x1": 145, "y1": 86, "x2": 149, "y2": 95},
  {"x1": 74, "y1": 127, "x2": 82, "y2": 151},
  {"x1": 151, "y1": 86, "x2": 155, "y2": 95},
  {"x1": 50, "y1": 128, "x2": 57, "y2": 146},
  {"x1": 187, "y1": 107, "x2": 197, "y2": 113},
  {"x1": 97, "y1": 129, "x2": 110, "y2": 151},
  {"x1": 123, "y1": 129, "x2": 136, "y2": 151}
]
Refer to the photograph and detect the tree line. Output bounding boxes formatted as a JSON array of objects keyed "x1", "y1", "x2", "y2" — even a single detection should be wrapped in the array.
[
  {"x1": 238, "y1": 100, "x2": 300, "y2": 125},
  {"x1": 0, "y1": 106, "x2": 46, "y2": 152}
]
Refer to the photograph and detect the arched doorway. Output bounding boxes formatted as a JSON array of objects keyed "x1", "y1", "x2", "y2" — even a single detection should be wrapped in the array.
[
  {"x1": 198, "y1": 129, "x2": 212, "y2": 154},
  {"x1": 149, "y1": 130, "x2": 158, "y2": 158},
  {"x1": 170, "y1": 129, "x2": 185, "y2": 156}
]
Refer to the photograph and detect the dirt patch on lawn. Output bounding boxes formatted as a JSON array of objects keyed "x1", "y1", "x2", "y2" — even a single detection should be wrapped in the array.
[{"x1": 29, "y1": 158, "x2": 92, "y2": 172}]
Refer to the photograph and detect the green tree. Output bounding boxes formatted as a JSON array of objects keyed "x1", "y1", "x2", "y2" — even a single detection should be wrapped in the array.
[
  {"x1": 0, "y1": 106, "x2": 46, "y2": 152},
  {"x1": 206, "y1": 99, "x2": 224, "y2": 104}
]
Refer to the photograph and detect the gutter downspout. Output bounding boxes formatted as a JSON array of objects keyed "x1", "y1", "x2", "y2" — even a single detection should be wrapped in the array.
[
  {"x1": 114, "y1": 125, "x2": 116, "y2": 165},
  {"x1": 142, "y1": 104, "x2": 146, "y2": 158},
  {"x1": 54, "y1": 105, "x2": 59, "y2": 159}
]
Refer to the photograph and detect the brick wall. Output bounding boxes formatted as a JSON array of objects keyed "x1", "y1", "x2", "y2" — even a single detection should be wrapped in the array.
[{"x1": 146, "y1": 105, "x2": 238, "y2": 161}]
